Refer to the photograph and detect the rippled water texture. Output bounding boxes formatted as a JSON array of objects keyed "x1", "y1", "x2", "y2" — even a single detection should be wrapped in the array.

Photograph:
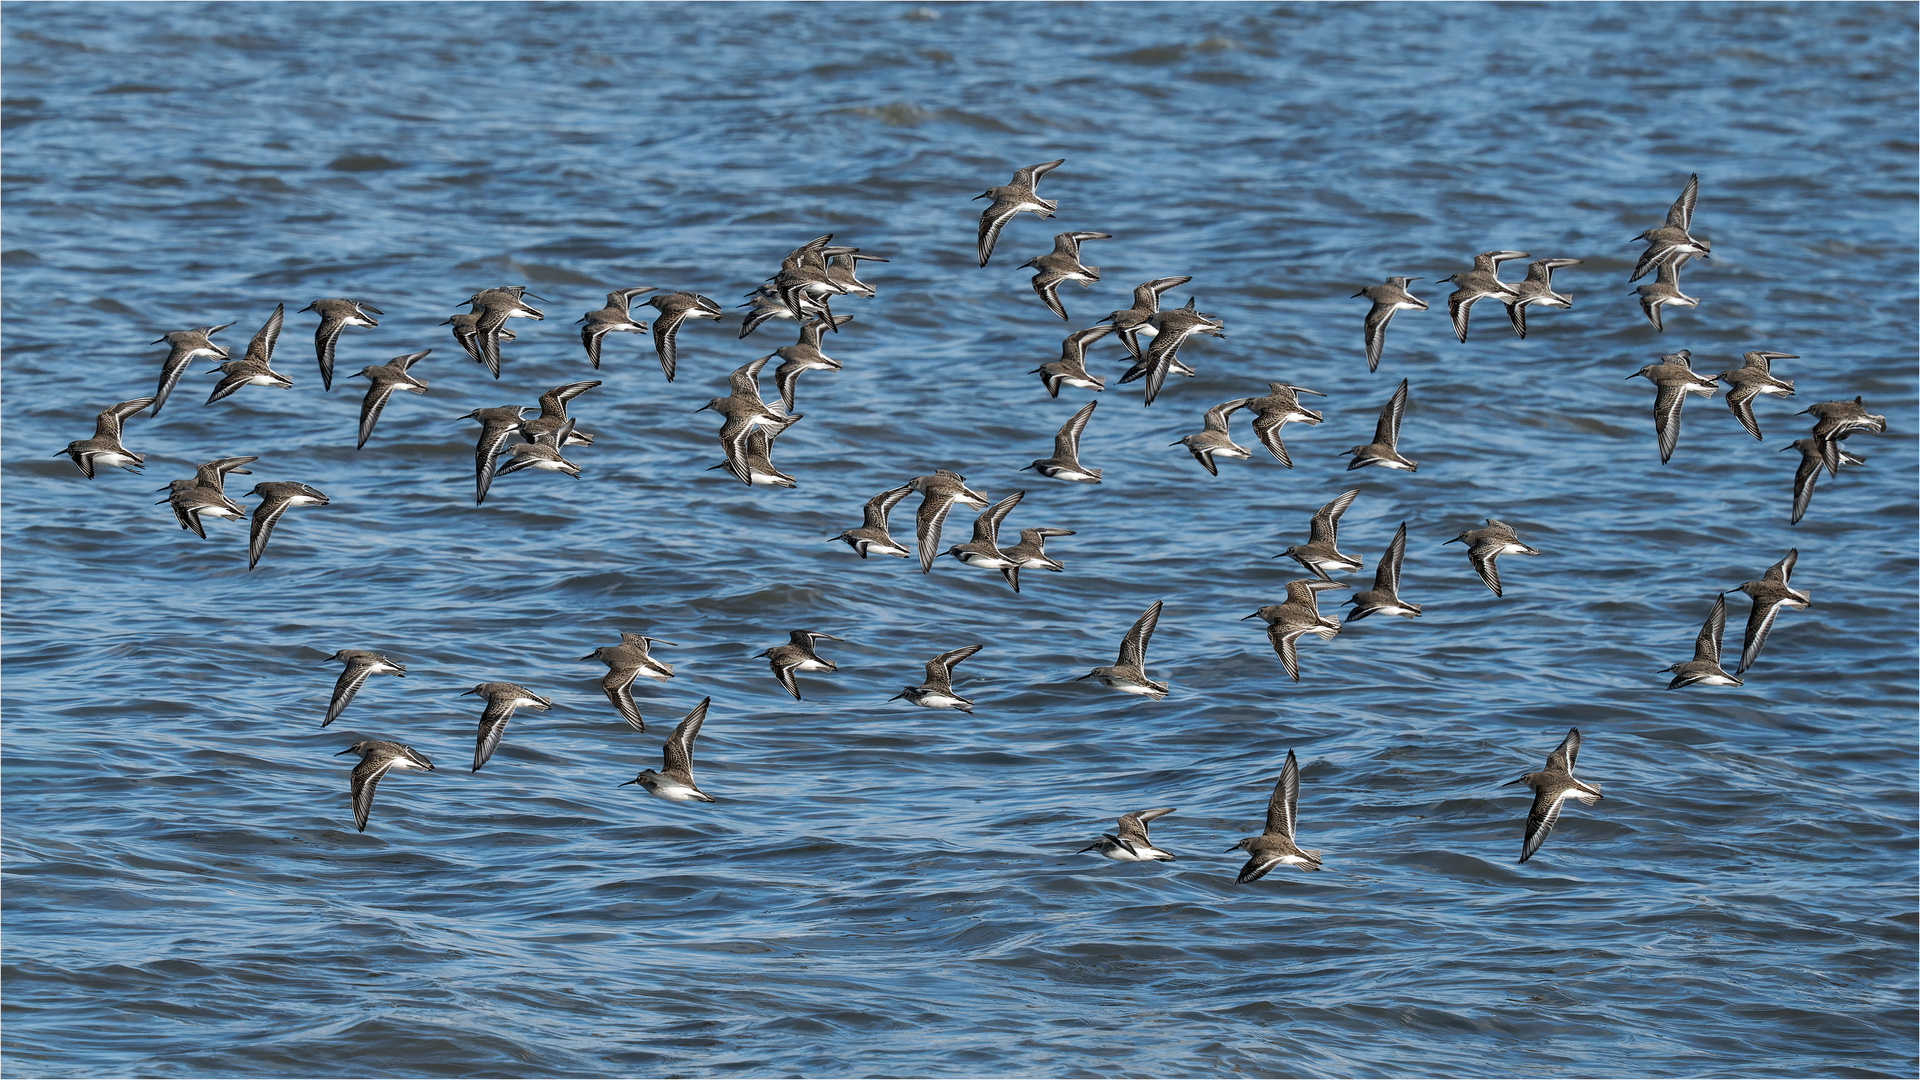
[{"x1": 4, "y1": 2, "x2": 1917, "y2": 1076}]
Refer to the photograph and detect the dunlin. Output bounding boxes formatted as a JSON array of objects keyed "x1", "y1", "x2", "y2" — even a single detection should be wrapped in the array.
[
  {"x1": 620, "y1": 698, "x2": 717, "y2": 802},
  {"x1": 1439, "y1": 250, "x2": 1526, "y2": 343},
  {"x1": 246, "y1": 480, "x2": 328, "y2": 569},
  {"x1": 1243, "y1": 382, "x2": 1325, "y2": 469},
  {"x1": 1173, "y1": 397, "x2": 1253, "y2": 476},
  {"x1": 300, "y1": 298, "x2": 382, "y2": 391},
  {"x1": 349, "y1": 350, "x2": 431, "y2": 450},
  {"x1": 1735, "y1": 549, "x2": 1810, "y2": 674},
  {"x1": 1627, "y1": 349, "x2": 1717, "y2": 463},
  {"x1": 758, "y1": 630, "x2": 843, "y2": 701},
  {"x1": 1024, "y1": 231, "x2": 1110, "y2": 321},
  {"x1": 891, "y1": 644, "x2": 983, "y2": 712},
  {"x1": 833, "y1": 484, "x2": 914, "y2": 559},
  {"x1": 205, "y1": 304, "x2": 293, "y2": 405},
  {"x1": 1444, "y1": 519, "x2": 1539, "y2": 597},
  {"x1": 1629, "y1": 173, "x2": 1709, "y2": 282},
  {"x1": 322, "y1": 649, "x2": 406, "y2": 728},
  {"x1": 60, "y1": 396, "x2": 155, "y2": 479},
  {"x1": 1229, "y1": 750, "x2": 1322, "y2": 882},
  {"x1": 1078, "y1": 807, "x2": 1177, "y2": 862},
  {"x1": 1078, "y1": 599, "x2": 1167, "y2": 698},
  {"x1": 1032, "y1": 325, "x2": 1112, "y2": 397},
  {"x1": 465, "y1": 681, "x2": 553, "y2": 772},
  {"x1": 1508, "y1": 728, "x2": 1602, "y2": 863},
  {"x1": 581, "y1": 633, "x2": 676, "y2": 731},
  {"x1": 149, "y1": 322, "x2": 234, "y2": 417},
  {"x1": 579, "y1": 287, "x2": 656, "y2": 369},
  {"x1": 336, "y1": 740, "x2": 433, "y2": 833},
  {"x1": 1717, "y1": 351, "x2": 1796, "y2": 441},
  {"x1": 975, "y1": 158, "x2": 1064, "y2": 267},
  {"x1": 1353, "y1": 276, "x2": 1426, "y2": 371},
  {"x1": 1346, "y1": 522, "x2": 1421, "y2": 621},
  {"x1": 1276, "y1": 489, "x2": 1363, "y2": 580},
  {"x1": 1344, "y1": 379, "x2": 1416, "y2": 472}
]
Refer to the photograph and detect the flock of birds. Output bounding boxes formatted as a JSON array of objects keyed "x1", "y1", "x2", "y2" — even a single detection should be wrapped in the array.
[{"x1": 58, "y1": 163, "x2": 1888, "y2": 878}]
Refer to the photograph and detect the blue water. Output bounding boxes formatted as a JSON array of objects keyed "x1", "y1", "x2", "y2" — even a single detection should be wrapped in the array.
[{"x1": 4, "y1": 2, "x2": 1916, "y2": 1076}]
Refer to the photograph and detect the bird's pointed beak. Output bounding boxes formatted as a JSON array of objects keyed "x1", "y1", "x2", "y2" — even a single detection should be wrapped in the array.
[
  {"x1": 334, "y1": 746, "x2": 358, "y2": 757},
  {"x1": 618, "y1": 778, "x2": 640, "y2": 786}
]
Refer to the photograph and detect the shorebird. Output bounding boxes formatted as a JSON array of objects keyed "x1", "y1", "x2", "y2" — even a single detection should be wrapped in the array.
[
  {"x1": 300, "y1": 298, "x2": 382, "y2": 391},
  {"x1": 711, "y1": 427, "x2": 795, "y2": 488},
  {"x1": 975, "y1": 158, "x2": 1064, "y2": 267},
  {"x1": 1632, "y1": 259, "x2": 1699, "y2": 332},
  {"x1": 1032, "y1": 325, "x2": 1112, "y2": 397},
  {"x1": 1717, "y1": 351, "x2": 1796, "y2": 441},
  {"x1": 61, "y1": 396, "x2": 155, "y2": 478},
  {"x1": 768, "y1": 314, "x2": 851, "y2": 412},
  {"x1": 1353, "y1": 276, "x2": 1426, "y2": 371},
  {"x1": 496, "y1": 442, "x2": 581, "y2": 483},
  {"x1": 620, "y1": 698, "x2": 716, "y2": 802},
  {"x1": 946, "y1": 491, "x2": 1024, "y2": 577},
  {"x1": 581, "y1": 633, "x2": 676, "y2": 731},
  {"x1": 768, "y1": 234, "x2": 844, "y2": 323},
  {"x1": 520, "y1": 380, "x2": 600, "y2": 448},
  {"x1": 205, "y1": 304, "x2": 293, "y2": 405},
  {"x1": 1438, "y1": 250, "x2": 1527, "y2": 343},
  {"x1": 1244, "y1": 579, "x2": 1345, "y2": 682},
  {"x1": 1508, "y1": 728, "x2": 1602, "y2": 863},
  {"x1": 189, "y1": 455, "x2": 256, "y2": 493},
  {"x1": 890, "y1": 644, "x2": 983, "y2": 712},
  {"x1": 908, "y1": 469, "x2": 991, "y2": 573},
  {"x1": 826, "y1": 248, "x2": 888, "y2": 298},
  {"x1": 442, "y1": 310, "x2": 514, "y2": 369},
  {"x1": 246, "y1": 480, "x2": 328, "y2": 569},
  {"x1": 465, "y1": 681, "x2": 552, "y2": 772},
  {"x1": 1133, "y1": 297, "x2": 1225, "y2": 406},
  {"x1": 1078, "y1": 807, "x2": 1176, "y2": 862},
  {"x1": 738, "y1": 283, "x2": 823, "y2": 338},
  {"x1": 1784, "y1": 435, "x2": 1863, "y2": 525},
  {"x1": 1229, "y1": 749, "x2": 1322, "y2": 882},
  {"x1": 578, "y1": 287, "x2": 655, "y2": 369},
  {"x1": 457, "y1": 288, "x2": 543, "y2": 379},
  {"x1": 322, "y1": 650, "x2": 406, "y2": 728},
  {"x1": 1105, "y1": 276, "x2": 1191, "y2": 359},
  {"x1": 149, "y1": 322, "x2": 233, "y2": 417},
  {"x1": 1024, "y1": 400, "x2": 1101, "y2": 482},
  {"x1": 349, "y1": 350, "x2": 431, "y2": 450},
  {"x1": 758, "y1": 630, "x2": 843, "y2": 700},
  {"x1": 1344, "y1": 379, "x2": 1416, "y2": 472},
  {"x1": 1023, "y1": 231, "x2": 1111, "y2": 321},
  {"x1": 1173, "y1": 397, "x2": 1253, "y2": 476},
  {"x1": 159, "y1": 470, "x2": 248, "y2": 538},
  {"x1": 1630, "y1": 172, "x2": 1709, "y2": 282},
  {"x1": 336, "y1": 740, "x2": 433, "y2": 833},
  {"x1": 1627, "y1": 349, "x2": 1718, "y2": 463},
  {"x1": 1276, "y1": 489, "x2": 1362, "y2": 580},
  {"x1": 1242, "y1": 382, "x2": 1325, "y2": 469},
  {"x1": 463, "y1": 405, "x2": 528, "y2": 506},
  {"x1": 645, "y1": 292, "x2": 722, "y2": 382},
  {"x1": 1078, "y1": 599, "x2": 1167, "y2": 698},
  {"x1": 1803, "y1": 396, "x2": 1887, "y2": 475},
  {"x1": 998, "y1": 526, "x2": 1074, "y2": 592},
  {"x1": 833, "y1": 484, "x2": 914, "y2": 559},
  {"x1": 1663, "y1": 593, "x2": 1743, "y2": 689},
  {"x1": 1503, "y1": 258, "x2": 1579, "y2": 339},
  {"x1": 1346, "y1": 522, "x2": 1421, "y2": 621},
  {"x1": 700, "y1": 357, "x2": 799, "y2": 482},
  {"x1": 1736, "y1": 549, "x2": 1810, "y2": 674},
  {"x1": 1445, "y1": 519, "x2": 1539, "y2": 597}
]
